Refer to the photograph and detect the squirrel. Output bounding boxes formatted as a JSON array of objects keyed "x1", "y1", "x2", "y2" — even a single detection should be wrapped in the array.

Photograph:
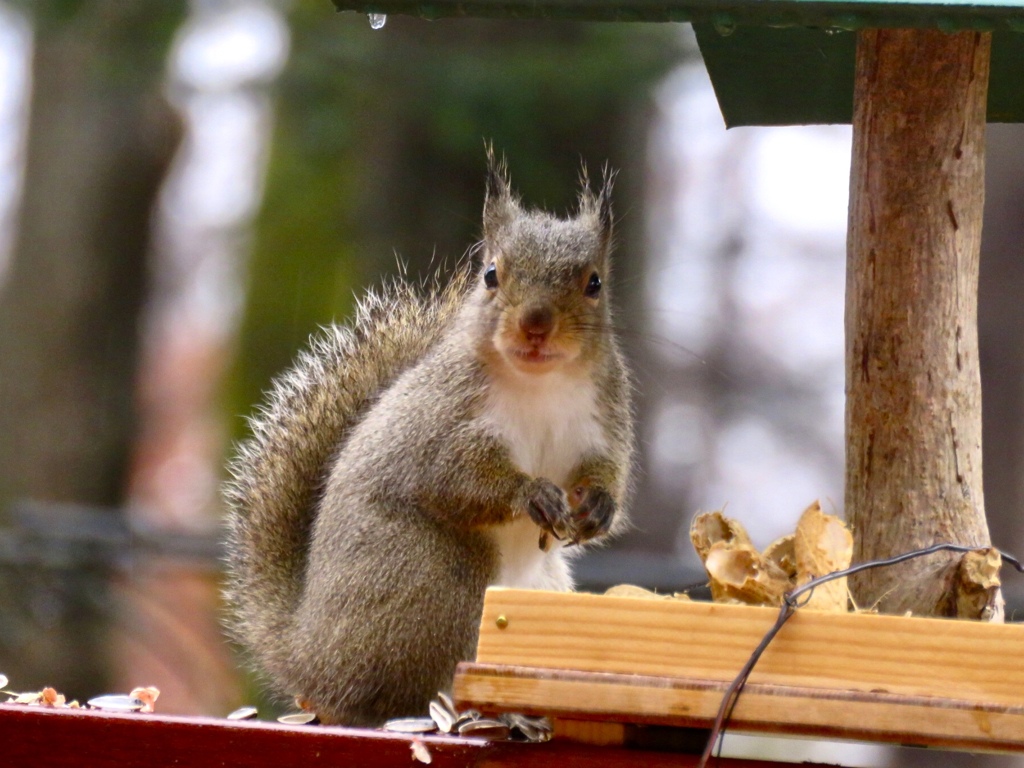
[{"x1": 224, "y1": 150, "x2": 635, "y2": 727}]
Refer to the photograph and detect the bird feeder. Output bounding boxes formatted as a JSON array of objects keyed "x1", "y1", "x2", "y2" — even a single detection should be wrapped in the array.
[
  {"x1": 1, "y1": 3, "x2": 1022, "y2": 766},
  {"x1": 325, "y1": 0, "x2": 1024, "y2": 755},
  {"x1": 334, "y1": 0, "x2": 1024, "y2": 619}
]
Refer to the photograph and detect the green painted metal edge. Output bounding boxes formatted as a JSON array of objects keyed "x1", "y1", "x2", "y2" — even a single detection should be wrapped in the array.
[
  {"x1": 330, "y1": 0, "x2": 1024, "y2": 125},
  {"x1": 695, "y1": 26, "x2": 1024, "y2": 125},
  {"x1": 695, "y1": 25, "x2": 856, "y2": 126},
  {"x1": 333, "y1": 0, "x2": 1024, "y2": 28}
]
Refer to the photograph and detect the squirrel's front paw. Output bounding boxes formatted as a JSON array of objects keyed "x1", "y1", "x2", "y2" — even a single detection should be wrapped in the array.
[
  {"x1": 524, "y1": 478, "x2": 573, "y2": 543},
  {"x1": 567, "y1": 484, "x2": 616, "y2": 544}
]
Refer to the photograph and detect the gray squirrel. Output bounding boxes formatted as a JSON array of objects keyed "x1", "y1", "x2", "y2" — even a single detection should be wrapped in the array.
[{"x1": 224, "y1": 151, "x2": 635, "y2": 726}]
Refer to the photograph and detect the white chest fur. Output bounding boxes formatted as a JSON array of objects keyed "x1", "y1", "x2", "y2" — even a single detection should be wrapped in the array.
[
  {"x1": 480, "y1": 370, "x2": 605, "y2": 485},
  {"x1": 479, "y1": 370, "x2": 606, "y2": 591}
]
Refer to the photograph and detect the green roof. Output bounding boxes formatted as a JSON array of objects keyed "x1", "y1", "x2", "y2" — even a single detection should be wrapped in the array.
[
  {"x1": 697, "y1": 26, "x2": 1024, "y2": 125},
  {"x1": 331, "y1": 0, "x2": 1024, "y2": 125}
]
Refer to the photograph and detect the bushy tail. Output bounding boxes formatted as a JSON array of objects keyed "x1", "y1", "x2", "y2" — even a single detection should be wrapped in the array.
[{"x1": 223, "y1": 265, "x2": 472, "y2": 681}]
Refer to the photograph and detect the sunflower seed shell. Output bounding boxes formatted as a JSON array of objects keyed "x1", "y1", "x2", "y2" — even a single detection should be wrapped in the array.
[
  {"x1": 277, "y1": 712, "x2": 318, "y2": 725},
  {"x1": 87, "y1": 695, "x2": 145, "y2": 712},
  {"x1": 455, "y1": 708, "x2": 481, "y2": 726},
  {"x1": 429, "y1": 700, "x2": 455, "y2": 733},
  {"x1": 436, "y1": 691, "x2": 458, "y2": 719},
  {"x1": 458, "y1": 718, "x2": 511, "y2": 740},
  {"x1": 383, "y1": 716, "x2": 438, "y2": 734},
  {"x1": 410, "y1": 739, "x2": 433, "y2": 764}
]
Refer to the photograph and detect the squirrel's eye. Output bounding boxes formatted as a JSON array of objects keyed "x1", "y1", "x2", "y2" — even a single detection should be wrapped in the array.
[
  {"x1": 584, "y1": 271, "x2": 602, "y2": 299},
  {"x1": 484, "y1": 262, "x2": 499, "y2": 290}
]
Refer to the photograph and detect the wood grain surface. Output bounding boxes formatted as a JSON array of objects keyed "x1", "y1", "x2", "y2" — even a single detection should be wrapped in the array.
[
  {"x1": 473, "y1": 589, "x2": 1024, "y2": 705},
  {"x1": 456, "y1": 663, "x2": 1024, "y2": 752}
]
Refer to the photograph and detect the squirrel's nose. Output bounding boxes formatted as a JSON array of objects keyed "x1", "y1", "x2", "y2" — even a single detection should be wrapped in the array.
[{"x1": 520, "y1": 305, "x2": 555, "y2": 342}]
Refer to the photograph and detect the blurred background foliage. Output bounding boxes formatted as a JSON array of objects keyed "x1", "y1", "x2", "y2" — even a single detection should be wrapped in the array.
[
  {"x1": 0, "y1": 0, "x2": 683, "y2": 715},
  {"x1": 228, "y1": 6, "x2": 682, "y2": 713},
  {"x1": 234, "y1": 9, "x2": 682, "y2": 428},
  {"x1": 0, "y1": 0, "x2": 186, "y2": 701}
]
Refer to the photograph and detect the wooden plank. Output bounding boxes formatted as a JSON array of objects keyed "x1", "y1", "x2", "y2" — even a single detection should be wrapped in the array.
[
  {"x1": 0, "y1": 703, "x2": 819, "y2": 768},
  {"x1": 455, "y1": 664, "x2": 1024, "y2": 752},
  {"x1": 553, "y1": 718, "x2": 627, "y2": 746},
  {"x1": 474, "y1": 589, "x2": 1024, "y2": 705}
]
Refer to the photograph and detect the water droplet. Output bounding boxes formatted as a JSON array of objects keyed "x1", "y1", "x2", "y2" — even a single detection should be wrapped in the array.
[
  {"x1": 368, "y1": 13, "x2": 387, "y2": 29},
  {"x1": 712, "y1": 14, "x2": 736, "y2": 36}
]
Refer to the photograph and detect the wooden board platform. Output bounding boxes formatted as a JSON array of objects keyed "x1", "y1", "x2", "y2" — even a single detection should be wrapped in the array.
[{"x1": 453, "y1": 588, "x2": 1024, "y2": 752}]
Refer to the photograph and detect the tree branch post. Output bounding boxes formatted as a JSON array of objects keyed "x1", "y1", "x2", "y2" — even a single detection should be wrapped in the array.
[{"x1": 845, "y1": 28, "x2": 1002, "y2": 618}]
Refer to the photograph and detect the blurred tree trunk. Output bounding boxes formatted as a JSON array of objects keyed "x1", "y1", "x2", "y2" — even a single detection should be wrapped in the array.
[
  {"x1": 979, "y1": 124, "x2": 1024, "y2": 608},
  {"x1": 0, "y1": 1, "x2": 183, "y2": 696}
]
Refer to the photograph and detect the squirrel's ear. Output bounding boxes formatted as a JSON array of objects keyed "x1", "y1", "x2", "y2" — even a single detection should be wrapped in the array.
[
  {"x1": 483, "y1": 143, "x2": 516, "y2": 238},
  {"x1": 596, "y1": 164, "x2": 616, "y2": 240},
  {"x1": 579, "y1": 162, "x2": 616, "y2": 247}
]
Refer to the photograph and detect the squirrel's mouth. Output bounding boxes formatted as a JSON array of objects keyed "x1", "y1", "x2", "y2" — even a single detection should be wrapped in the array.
[{"x1": 508, "y1": 346, "x2": 565, "y2": 368}]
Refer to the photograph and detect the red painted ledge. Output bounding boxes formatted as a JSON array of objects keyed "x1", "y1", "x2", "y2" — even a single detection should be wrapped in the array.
[{"x1": 0, "y1": 702, "x2": 815, "y2": 767}]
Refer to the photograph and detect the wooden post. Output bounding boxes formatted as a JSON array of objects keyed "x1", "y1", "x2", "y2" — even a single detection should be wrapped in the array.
[{"x1": 845, "y1": 29, "x2": 1001, "y2": 617}]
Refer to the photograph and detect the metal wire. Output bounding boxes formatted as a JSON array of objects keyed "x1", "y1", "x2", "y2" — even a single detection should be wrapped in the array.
[{"x1": 698, "y1": 543, "x2": 1023, "y2": 768}]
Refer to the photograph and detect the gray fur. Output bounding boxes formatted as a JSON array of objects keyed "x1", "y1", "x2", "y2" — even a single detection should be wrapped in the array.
[{"x1": 224, "y1": 162, "x2": 634, "y2": 726}]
